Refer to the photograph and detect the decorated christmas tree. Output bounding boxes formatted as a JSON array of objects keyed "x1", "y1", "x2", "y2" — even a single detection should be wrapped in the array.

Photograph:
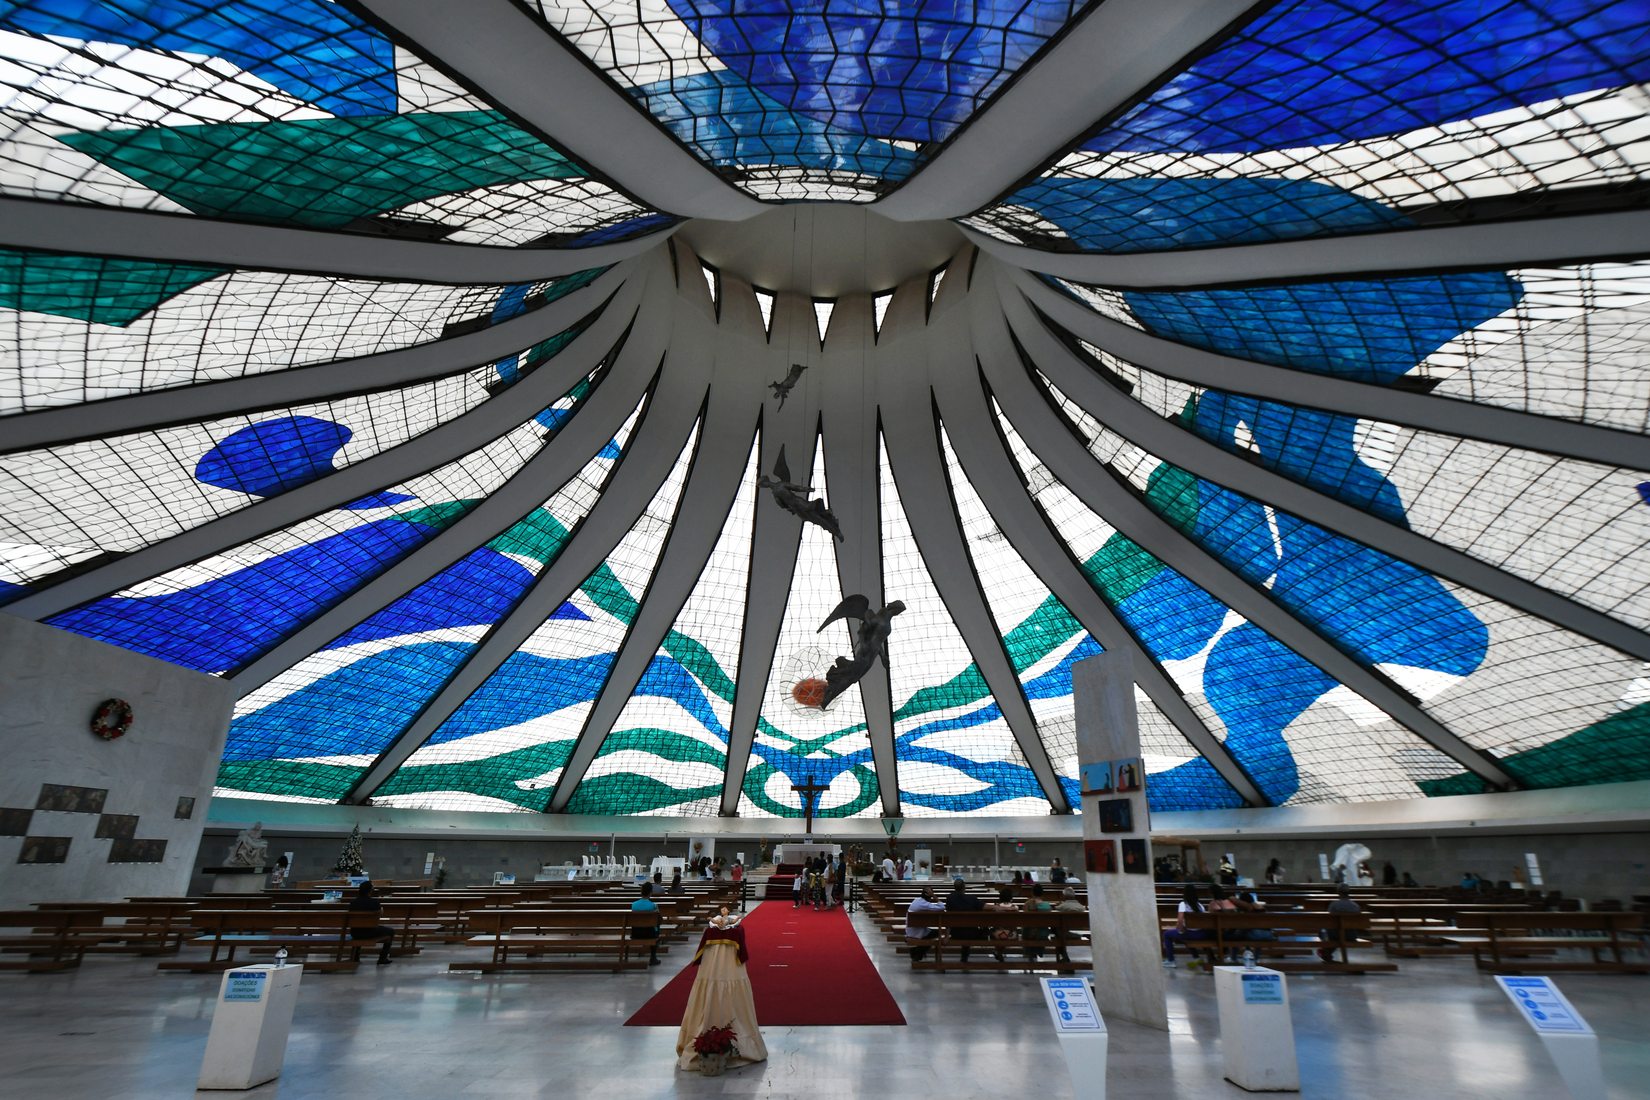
[{"x1": 332, "y1": 824, "x2": 365, "y2": 876}]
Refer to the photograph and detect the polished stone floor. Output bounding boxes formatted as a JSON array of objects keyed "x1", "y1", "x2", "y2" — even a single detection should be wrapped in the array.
[{"x1": 1, "y1": 908, "x2": 1646, "y2": 1099}]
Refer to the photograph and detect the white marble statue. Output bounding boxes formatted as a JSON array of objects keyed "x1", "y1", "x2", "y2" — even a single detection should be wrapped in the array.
[
  {"x1": 1330, "y1": 842, "x2": 1372, "y2": 886},
  {"x1": 225, "y1": 821, "x2": 270, "y2": 868}
]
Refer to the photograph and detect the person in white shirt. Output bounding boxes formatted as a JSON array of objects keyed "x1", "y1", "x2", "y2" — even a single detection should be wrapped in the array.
[
  {"x1": 881, "y1": 854, "x2": 897, "y2": 882},
  {"x1": 904, "y1": 887, "x2": 946, "y2": 962}
]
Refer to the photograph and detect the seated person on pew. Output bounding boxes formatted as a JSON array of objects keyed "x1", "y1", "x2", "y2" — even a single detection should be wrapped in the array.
[
  {"x1": 1022, "y1": 884, "x2": 1054, "y2": 962},
  {"x1": 1052, "y1": 887, "x2": 1085, "y2": 963},
  {"x1": 1161, "y1": 884, "x2": 1211, "y2": 969},
  {"x1": 632, "y1": 882, "x2": 662, "y2": 966},
  {"x1": 905, "y1": 887, "x2": 945, "y2": 961},
  {"x1": 1318, "y1": 886, "x2": 1362, "y2": 962},
  {"x1": 946, "y1": 877, "x2": 987, "y2": 962},
  {"x1": 349, "y1": 881, "x2": 395, "y2": 966}
]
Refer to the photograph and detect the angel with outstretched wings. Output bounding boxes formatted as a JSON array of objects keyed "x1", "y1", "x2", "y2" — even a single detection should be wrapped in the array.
[
  {"x1": 756, "y1": 445, "x2": 842, "y2": 541},
  {"x1": 768, "y1": 362, "x2": 806, "y2": 409},
  {"x1": 814, "y1": 595, "x2": 906, "y2": 708}
]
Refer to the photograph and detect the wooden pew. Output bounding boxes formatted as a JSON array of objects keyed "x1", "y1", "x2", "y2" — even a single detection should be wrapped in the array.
[
  {"x1": 1443, "y1": 912, "x2": 1649, "y2": 974},
  {"x1": 156, "y1": 909, "x2": 387, "y2": 973},
  {"x1": 31, "y1": 900, "x2": 197, "y2": 955},
  {"x1": 0, "y1": 909, "x2": 101, "y2": 972},
  {"x1": 902, "y1": 909, "x2": 1089, "y2": 973},
  {"x1": 1179, "y1": 911, "x2": 1398, "y2": 974},
  {"x1": 450, "y1": 909, "x2": 658, "y2": 973}
]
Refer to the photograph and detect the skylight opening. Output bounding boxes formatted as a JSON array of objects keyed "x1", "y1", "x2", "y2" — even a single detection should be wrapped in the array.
[
  {"x1": 873, "y1": 290, "x2": 893, "y2": 338},
  {"x1": 699, "y1": 261, "x2": 719, "y2": 314},
  {"x1": 813, "y1": 298, "x2": 835, "y2": 345},
  {"x1": 753, "y1": 287, "x2": 775, "y2": 339},
  {"x1": 926, "y1": 264, "x2": 948, "y2": 318}
]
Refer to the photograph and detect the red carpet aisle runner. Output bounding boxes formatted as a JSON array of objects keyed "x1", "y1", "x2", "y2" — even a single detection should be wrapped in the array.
[
  {"x1": 625, "y1": 900, "x2": 905, "y2": 1027},
  {"x1": 762, "y1": 863, "x2": 803, "y2": 900}
]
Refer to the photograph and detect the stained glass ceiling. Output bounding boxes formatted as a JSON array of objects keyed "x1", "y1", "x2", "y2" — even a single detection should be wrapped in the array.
[{"x1": 2, "y1": 0, "x2": 1649, "y2": 819}]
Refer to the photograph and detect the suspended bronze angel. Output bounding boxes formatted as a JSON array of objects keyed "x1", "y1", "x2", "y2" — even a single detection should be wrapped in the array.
[
  {"x1": 814, "y1": 594, "x2": 906, "y2": 708},
  {"x1": 768, "y1": 362, "x2": 806, "y2": 409},
  {"x1": 756, "y1": 445, "x2": 842, "y2": 541}
]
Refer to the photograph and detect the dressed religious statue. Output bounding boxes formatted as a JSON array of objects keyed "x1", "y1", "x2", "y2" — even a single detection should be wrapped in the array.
[
  {"x1": 676, "y1": 906, "x2": 767, "y2": 1071},
  {"x1": 224, "y1": 821, "x2": 270, "y2": 868}
]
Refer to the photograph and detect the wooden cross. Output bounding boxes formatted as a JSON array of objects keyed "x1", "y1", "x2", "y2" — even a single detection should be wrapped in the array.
[{"x1": 792, "y1": 773, "x2": 830, "y2": 838}]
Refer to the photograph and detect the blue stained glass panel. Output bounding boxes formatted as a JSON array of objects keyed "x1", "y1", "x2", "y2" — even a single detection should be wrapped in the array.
[{"x1": 1084, "y1": 0, "x2": 1650, "y2": 155}]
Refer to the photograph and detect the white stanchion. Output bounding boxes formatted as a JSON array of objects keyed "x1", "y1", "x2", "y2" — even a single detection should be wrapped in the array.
[
  {"x1": 1041, "y1": 976, "x2": 1108, "y2": 1100},
  {"x1": 1214, "y1": 965, "x2": 1300, "y2": 1092},
  {"x1": 197, "y1": 963, "x2": 303, "y2": 1091},
  {"x1": 1495, "y1": 977, "x2": 1606, "y2": 1100}
]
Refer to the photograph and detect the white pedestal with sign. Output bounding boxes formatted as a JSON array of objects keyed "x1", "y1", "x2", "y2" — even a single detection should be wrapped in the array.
[
  {"x1": 1214, "y1": 966, "x2": 1300, "y2": 1092},
  {"x1": 1041, "y1": 976, "x2": 1107, "y2": 1100},
  {"x1": 1495, "y1": 977, "x2": 1605, "y2": 1099},
  {"x1": 198, "y1": 964, "x2": 303, "y2": 1090}
]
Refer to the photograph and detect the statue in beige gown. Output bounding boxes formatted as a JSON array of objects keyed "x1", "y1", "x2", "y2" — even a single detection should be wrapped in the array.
[{"x1": 676, "y1": 908, "x2": 767, "y2": 1070}]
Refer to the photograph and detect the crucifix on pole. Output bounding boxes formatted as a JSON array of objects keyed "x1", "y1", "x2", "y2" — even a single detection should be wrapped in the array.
[{"x1": 792, "y1": 773, "x2": 830, "y2": 840}]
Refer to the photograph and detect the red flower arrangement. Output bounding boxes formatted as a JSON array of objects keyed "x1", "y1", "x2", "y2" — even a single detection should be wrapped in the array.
[{"x1": 692, "y1": 1023, "x2": 738, "y2": 1056}]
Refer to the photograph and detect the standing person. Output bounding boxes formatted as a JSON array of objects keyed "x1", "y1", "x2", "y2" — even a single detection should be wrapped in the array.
[
  {"x1": 832, "y1": 855, "x2": 847, "y2": 908},
  {"x1": 946, "y1": 877, "x2": 986, "y2": 962},
  {"x1": 632, "y1": 882, "x2": 662, "y2": 966},
  {"x1": 1265, "y1": 858, "x2": 1285, "y2": 884},
  {"x1": 347, "y1": 881, "x2": 394, "y2": 966},
  {"x1": 730, "y1": 860, "x2": 744, "y2": 884},
  {"x1": 676, "y1": 907, "x2": 766, "y2": 1071},
  {"x1": 1218, "y1": 856, "x2": 1238, "y2": 885},
  {"x1": 1381, "y1": 861, "x2": 1398, "y2": 886},
  {"x1": 1319, "y1": 886, "x2": 1362, "y2": 962},
  {"x1": 904, "y1": 887, "x2": 946, "y2": 962},
  {"x1": 1048, "y1": 857, "x2": 1068, "y2": 884},
  {"x1": 880, "y1": 852, "x2": 897, "y2": 883},
  {"x1": 792, "y1": 868, "x2": 804, "y2": 908}
]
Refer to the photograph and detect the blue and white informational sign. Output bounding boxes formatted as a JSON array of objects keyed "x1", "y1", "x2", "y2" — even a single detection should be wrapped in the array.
[
  {"x1": 1042, "y1": 977, "x2": 1105, "y2": 1032},
  {"x1": 1496, "y1": 977, "x2": 1593, "y2": 1036},
  {"x1": 1241, "y1": 972, "x2": 1285, "y2": 1005},
  {"x1": 223, "y1": 970, "x2": 267, "y2": 1003}
]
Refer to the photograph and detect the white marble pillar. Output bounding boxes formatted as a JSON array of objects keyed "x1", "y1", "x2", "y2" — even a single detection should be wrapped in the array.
[{"x1": 1073, "y1": 653, "x2": 1168, "y2": 1031}]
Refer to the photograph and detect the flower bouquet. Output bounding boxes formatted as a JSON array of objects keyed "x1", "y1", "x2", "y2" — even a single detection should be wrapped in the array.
[{"x1": 692, "y1": 1023, "x2": 738, "y2": 1075}]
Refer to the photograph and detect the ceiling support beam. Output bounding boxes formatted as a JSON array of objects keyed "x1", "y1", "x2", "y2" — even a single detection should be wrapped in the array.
[
  {"x1": 548, "y1": 365, "x2": 757, "y2": 811},
  {"x1": 719, "y1": 271, "x2": 816, "y2": 814},
  {"x1": 935, "y1": 375, "x2": 1269, "y2": 808},
  {"x1": 965, "y1": 207, "x2": 1650, "y2": 288},
  {"x1": 5, "y1": 277, "x2": 646, "y2": 623},
  {"x1": 820, "y1": 294, "x2": 901, "y2": 817},
  {"x1": 0, "y1": 264, "x2": 631, "y2": 455},
  {"x1": 0, "y1": 197, "x2": 672, "y2": 283},
  {"x1": 354, "y1": 0, "x2": 763, "y2": 222},
  {"x1": 1010, "y1": 266, "x2": 1650, "y2": 472},
  {"x1": 880, "y1": 376, "x2": 1072, "y2": 812},
  {"x1": 971, "y1": 292, "x2": 1521, "y2": 793},
  {"x1": 996, "y1": 264, "x2": 1650, "y2": 665},
  {"x1": 228, "y1": 342, "x2": 660, "y2": 694},
  {"x1": 875, "y1": 0, "x2": 1260, "y2": 221},
  {"x1": 347, "y1": 349, "x2": 714, "y2": 803}
]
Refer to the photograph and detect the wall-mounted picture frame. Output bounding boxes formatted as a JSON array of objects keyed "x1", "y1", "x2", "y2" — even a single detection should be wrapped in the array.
[
  {"x1": 1121, "y1": 839, "x2": 1149, "y2": 874},
  {"x1": 174, "y1": 796, "x2": 195, "y2": 820},
  {"x1": 1078, "y1": 760, "x2": 1113, "y2": 795},
  {"x1": 36, "y1": 783, "x2": 107, "y2": 814},
  {"x1": 1114, "y1": 758, "x2": 1143, "y2": 793},
  {"x1": 0, "y1": 807, "x2": 32, "y2": 836},
  {"x1": 18, "y1": 835, "x2": 71, "y2": 863},
  {"x1": 95, "y1": 814, "x2": 139, "y2": 839},
  {"x1": 1097, "y1": 798, "x2": 1134, "y2": 834},
  {"x1": 1084, "y1": 839, "x2": 1117, "y2": 873},
  {"x1": 109, "y1": 838, "x2": 167, "y2": 863}
]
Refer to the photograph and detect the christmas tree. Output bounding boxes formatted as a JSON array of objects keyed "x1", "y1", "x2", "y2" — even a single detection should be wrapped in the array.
[{"x1": 332, "y1": 824, "x2": 365, "y2": 876}]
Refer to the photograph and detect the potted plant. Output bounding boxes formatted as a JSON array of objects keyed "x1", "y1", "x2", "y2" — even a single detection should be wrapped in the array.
[{"x1": 692, "y1": 1023, "x2": 738, "y2": 1075}]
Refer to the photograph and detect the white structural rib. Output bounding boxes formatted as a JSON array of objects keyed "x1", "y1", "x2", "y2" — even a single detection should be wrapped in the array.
[
  {"x1": 935, "y1": 374, "x2": 1268, "y2": 807},
  {"x1": 5, "y1": 279, "x2": 645, "y2": 623},
  {"x1": 347, "y1": 342, "x2": 714, "y2": 803},
  {"x1": 1010, "y1": 267, "x2": 1650, "y2": 472},
  {"x1": 875, "y1": 0, "x2": 1259, "y2": 221},
  {"x1": 964, "y1": 208, "x2": 1650, "y2": 288},
  {"x1": 355, "y1": 0, "x2": 763, "y2": 222},
  {"x1": 0, "y1": 264, "x2": 630, "y2": 454},
  {"x1": 229, "y1": 341, "x2": 661, "y2": 693},
  {"x1": 972, "y1": 296, "x2": 1520, "y2": 791},
  {"x1": 0, "y1": 196, "x2": 673, "y2": 283},
  {"x1": 720, "y1": 276, "x2": 815, "y2": 815},
  {"x1": 548, "y1": 371, "x2": 757, "y2": 811},
  {"x1": 880, "y1": 376, "x2": 1071, "y2": 811},
  {"x1": 995, "y1": 267, "x2": 1650, "y2": 665},
  {"x1": 820, "y1": 294, "x2": 901, "y2": 816}
]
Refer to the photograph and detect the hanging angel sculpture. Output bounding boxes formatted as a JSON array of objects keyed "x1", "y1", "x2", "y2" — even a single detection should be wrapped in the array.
[
  {"x1": 815, "y1": 595, "x2": 906, "y2": 708},
  {"x1": 757, "y1": 446, "x2": 842, "y2": 541},
  {"x1": 768, "y1": 362, "x2": 806, "y2": 409}
]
